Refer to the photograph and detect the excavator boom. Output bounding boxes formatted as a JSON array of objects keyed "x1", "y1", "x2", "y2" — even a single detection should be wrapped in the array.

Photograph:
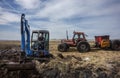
[{"x1": 21, "y1": 14, "x2": 32, "y2": 56}]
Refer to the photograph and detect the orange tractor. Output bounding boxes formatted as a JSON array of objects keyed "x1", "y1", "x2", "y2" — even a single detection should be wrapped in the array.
[{"x1": 58, "y1": 31, "x2": 90, "y2": 52}]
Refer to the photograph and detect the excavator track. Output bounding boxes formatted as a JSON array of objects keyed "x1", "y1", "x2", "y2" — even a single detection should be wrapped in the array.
[
  {"x1": 0, "y1": 49, "x2": 33, "y2": 70},
  {"x1": 0, "y1": 48, "x2": 44, "y2": 78},
  {"x1": 0, "y1": 48, "x2": 52, "y2": 71}
]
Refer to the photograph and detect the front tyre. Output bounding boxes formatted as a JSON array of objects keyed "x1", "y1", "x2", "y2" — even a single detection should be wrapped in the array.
[{"x1": 77, "y1": 42, "x2": 90, "y2": 52}]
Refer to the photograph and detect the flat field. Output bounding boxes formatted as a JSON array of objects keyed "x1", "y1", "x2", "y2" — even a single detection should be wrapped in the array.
[{"x1": 0, "y1": 40, "x2": 120, "y2": 78}]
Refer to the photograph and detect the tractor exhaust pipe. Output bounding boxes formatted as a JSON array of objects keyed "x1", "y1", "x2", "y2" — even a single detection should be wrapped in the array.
[{"x1": 66, "y1": 30, "x2": 69, "y2": 40}]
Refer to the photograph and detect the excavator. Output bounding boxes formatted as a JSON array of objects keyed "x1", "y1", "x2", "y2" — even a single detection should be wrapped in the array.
[
  {"x1": 20, "y1": 13, "x2": 50, "y2": 59},
  {"x1": 5, "y1": 14, "x2": 52, "y2": 71}
]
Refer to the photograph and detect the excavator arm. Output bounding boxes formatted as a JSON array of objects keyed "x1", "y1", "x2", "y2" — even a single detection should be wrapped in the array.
[{"x1": 21, "y1": 14, "x2": 32, "y2": 56}]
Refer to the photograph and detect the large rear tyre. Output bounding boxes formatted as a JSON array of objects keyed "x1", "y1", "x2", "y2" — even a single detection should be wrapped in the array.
[
  {"x1": 77, "y1": 42, "x2": 90, "y2": 52},
  {"x1": 58, "y1": 43, "x2": 67, "y2": 52},
  {"x1": 112, "y1": 40, "x2": 120, "y2": 51}
]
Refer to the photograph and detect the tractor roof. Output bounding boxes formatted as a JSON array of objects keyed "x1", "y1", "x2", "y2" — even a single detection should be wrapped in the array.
[{"x1": 73, "y1": 31, "x2": 84, "y2": 34}]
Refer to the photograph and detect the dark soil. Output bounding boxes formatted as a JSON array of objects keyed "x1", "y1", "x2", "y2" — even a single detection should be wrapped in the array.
[{"x1": 0, "y1": 46, "x2": 120, "y2": 78}]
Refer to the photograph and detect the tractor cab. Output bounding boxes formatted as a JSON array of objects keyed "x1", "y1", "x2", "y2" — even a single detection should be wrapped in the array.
[
  {"x1": 31, "y1": 30, "x2": 49, "y2": 56},
  {"x1": 72, "y1": 31, "x2": 87, "y2": 45},
  {"x1": 61, "y1": 31, "x2": 87, "y2": 47}
]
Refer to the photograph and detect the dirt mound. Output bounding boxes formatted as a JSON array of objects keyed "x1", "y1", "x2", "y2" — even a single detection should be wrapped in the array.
[
  {"x1": 34, "y1": 54, "x2": 120, "y2": 78},
  {"x1": 0, "y1": 48, "x2": 40, "y2": 78}
]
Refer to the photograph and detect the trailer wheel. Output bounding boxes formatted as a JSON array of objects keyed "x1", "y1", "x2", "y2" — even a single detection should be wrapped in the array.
[
  {"x1": 58, "y1": 43, "x2": 67, "y2": 52},
  {"x1": 112, "y1": 40, "x2": 120, "y2": 51},
  {"x1": 77, "y1": 42, "x2": 90, "y2": 52}
]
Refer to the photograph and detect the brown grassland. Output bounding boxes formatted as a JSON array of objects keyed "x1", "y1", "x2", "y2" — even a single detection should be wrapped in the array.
[{"x1": 0, "y1": 40, "x2": 120, "y2": 78}]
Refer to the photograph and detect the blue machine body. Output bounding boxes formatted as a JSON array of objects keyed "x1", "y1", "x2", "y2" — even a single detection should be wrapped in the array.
[{"x1": 21, "y1": 14, "x2": 49, "y2": 57}]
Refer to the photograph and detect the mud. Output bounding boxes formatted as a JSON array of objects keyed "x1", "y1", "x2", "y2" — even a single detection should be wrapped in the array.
[
  {"x1": 34, "y1": 54, "x2": 120, "y2": 78},
  {"x1": 0, "y1": 47, "x2": 40, "y2": 78},
  {"x1": 0, "y1": 46, "x2": 120, "y2": 78}
]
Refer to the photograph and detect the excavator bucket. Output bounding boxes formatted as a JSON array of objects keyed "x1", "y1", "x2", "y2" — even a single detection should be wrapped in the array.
[{"x1": 5, "y1": 62, "x2": 35, "y2": 71}]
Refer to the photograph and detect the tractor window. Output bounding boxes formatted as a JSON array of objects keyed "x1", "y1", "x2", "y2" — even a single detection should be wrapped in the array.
[
  {"x1": 79, "y1": 34, "x2": 84, "y2": 39},
  {"x1": 32, "y1": 32, "x2": 38, "y2": 41},
  {"x1": 74, "y1": 34, "x2": 78, "y2": 39},
  {"x1": 73, "y1": 34, "x2": 79, "y2": 44}
]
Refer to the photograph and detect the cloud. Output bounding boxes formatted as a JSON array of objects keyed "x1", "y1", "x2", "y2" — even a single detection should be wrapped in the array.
[
  {"x1": 24, "y1": 0, "x2": 120, "y2": 39},
  {"x1": 0, "y1": 5, "x2": 20, "y2": 24},
  {"x1": 36, "y1": 0, "x2": 82, "y2": 20},
  {"x1": 15, "y1": 0, "x2": 41, "y2": 9},
  {"x1": 0, "y1": 11, "x2": 20, "y2": 25},
  {"x1": 2, "y1": 12, "x2": 19, "y2": 22},
  {"x1": 33, "y1": 0, "x2": 120, "y2": 28}
]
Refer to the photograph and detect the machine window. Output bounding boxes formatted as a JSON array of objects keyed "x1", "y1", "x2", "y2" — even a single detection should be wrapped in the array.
[{"x1": 32, "y1": 32, "x2": 38, "y2": 41}]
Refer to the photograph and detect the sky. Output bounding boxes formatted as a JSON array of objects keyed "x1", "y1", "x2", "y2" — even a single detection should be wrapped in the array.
[{"x1": 0, "y1": 0, "x2": 120, "y2": 40}]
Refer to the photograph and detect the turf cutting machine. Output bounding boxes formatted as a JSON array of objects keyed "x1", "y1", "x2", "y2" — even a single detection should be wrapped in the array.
[
  {"x1": 95, "y1": 35, "x2": 120, "y2": 50},
  {"x1": 5, "y1": 14, "x2": 51, "y2": 71}
]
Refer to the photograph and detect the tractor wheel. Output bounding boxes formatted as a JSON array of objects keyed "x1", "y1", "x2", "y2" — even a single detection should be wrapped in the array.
[
  {"x1": 111, "y1": 40, "x2": 120, "y2": 51},
  {"x1": 58, "y1": 43, "x2": 67, "y2": 52},
  {"x1": 77, "y1": 42, "x2": 90, "y2": 52}
]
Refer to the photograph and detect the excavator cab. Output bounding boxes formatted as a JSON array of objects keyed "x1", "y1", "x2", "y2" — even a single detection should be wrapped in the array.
[{"x1": 31, "y1": 30, "x2": 49, "y2": 56}]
